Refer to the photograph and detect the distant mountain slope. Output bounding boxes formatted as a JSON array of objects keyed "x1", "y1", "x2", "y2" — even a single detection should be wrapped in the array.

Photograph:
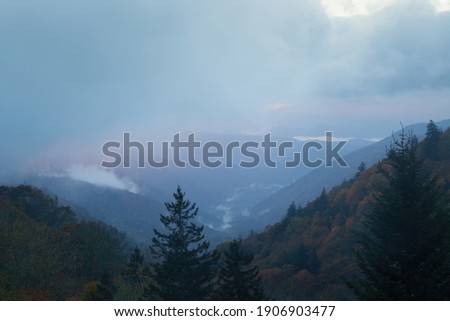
[
  {"x1": 243, "y1": 125, "x2": 450, "y2": 300},
  {"x1": 246, "y1": 119, "x2": 450, "y2": 231},
  {"x1": 115, "y1": 132, "x2": 374, "y2": 234},
  {"x1": 24, "y1": 176, "x2": 165, "y2": 245}
]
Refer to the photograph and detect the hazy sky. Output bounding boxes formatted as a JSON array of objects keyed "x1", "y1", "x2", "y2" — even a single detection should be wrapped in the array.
[{"x1": 1, "y1": 0, "x2": 450, "y2": 176}]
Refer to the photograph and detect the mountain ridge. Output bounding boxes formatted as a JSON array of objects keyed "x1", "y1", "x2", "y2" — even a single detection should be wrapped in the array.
[{"x1": 244, "y1": 119, "x2": 450, "y2": 232}]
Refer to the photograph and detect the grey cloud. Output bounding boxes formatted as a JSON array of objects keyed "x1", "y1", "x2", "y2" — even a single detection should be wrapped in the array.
[
  {"x1": 1, "y1": 0, "x2": 449, "y2": 176},
  {"x1": 314, "y1": 0, "x2": 450, "y2": 97}
]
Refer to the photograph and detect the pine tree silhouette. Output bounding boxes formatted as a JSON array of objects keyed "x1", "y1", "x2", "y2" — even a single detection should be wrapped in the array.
[
  {"x1": 349, "y1": 130, "x2": 450, "y2": 300},
  {"x1": 217, "y1": 239, "x2": 264, "y2": 300},
  {"x1": 146, "y1": 186, "x2": 218, "y2": 300}
]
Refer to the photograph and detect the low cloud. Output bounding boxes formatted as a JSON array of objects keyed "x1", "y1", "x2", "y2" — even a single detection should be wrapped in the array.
[
  {"x1": 65, "y1": 165, "x2": 139, "y2": 193},
  {"x1": 265, "y1": 102, "x2": 293, "y2": 111},
  {"x1": 214, "y1": 204, "x2": 233, "y2": 230},
  {"x1": 293, "y1": 135, "x2": 382, "y2": 143},
  {"x1": 294, "y1": 135, "x2": 354, "y2": 142}
]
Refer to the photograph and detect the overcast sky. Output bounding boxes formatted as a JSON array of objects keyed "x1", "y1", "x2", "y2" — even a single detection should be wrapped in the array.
[{"x1": 1, "y1": 0, "x2": 450, "y2": 176}]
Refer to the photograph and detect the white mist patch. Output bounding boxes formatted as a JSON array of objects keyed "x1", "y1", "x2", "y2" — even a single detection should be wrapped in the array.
[
  {"x1": 294, "y1": 135, "x2": 354, "y2": 142},
  {"x1": 215, "y1": 204, "x2": 233, "y2": 230},
  {"x1": 213, "y1": 182, "x2": 285, "y2": 230},
  {"x1": 66, "y1": 165, "x2": 139, "y2": 193},
  {"x1": 293, "y1": 136, "x2": 381, "y2": 143},
  {"x1": 365, "y1": 137, "x2": 383, "y2": 142}
]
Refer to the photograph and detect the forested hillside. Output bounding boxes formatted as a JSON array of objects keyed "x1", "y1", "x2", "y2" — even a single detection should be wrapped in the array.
[
  {"x1": 0, "y1": 185, "x2": 129, "y2": 300},
  {"x1": 245, "y1": 124, "x2": 450, "y2": 300}
]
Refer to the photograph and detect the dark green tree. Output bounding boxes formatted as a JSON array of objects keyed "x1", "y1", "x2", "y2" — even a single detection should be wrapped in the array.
[
  {"x1": 286, "y1": 202, "x2": 297, "y2": 217},
  {"x1": 217, "y1": 239, "x2": 264, "y2": 300},
  {"x1": 117, "y1": 247, "x2": 150, "y2": 300},
  {"x1": 307, "y1": 248, "x2": 321, "y2": 275},
  {"x1": 422, "y1": 120, "x2": 442, "y2": 160},
  {"x1": 147, "y1": 186, "x2": 218, "y2": 300},
  {"x1": 426, "y1": 119, "x2": 441, "y2": 139},
  {"x1": 122, "y1": 247, "x2": 148, "y2": 284},
  {"x1": 356, "y1": 161, "x2": 366, "y2": 177},
  {"x1": 349, "y1": 130, "x2": 450, "y2": 300}
]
